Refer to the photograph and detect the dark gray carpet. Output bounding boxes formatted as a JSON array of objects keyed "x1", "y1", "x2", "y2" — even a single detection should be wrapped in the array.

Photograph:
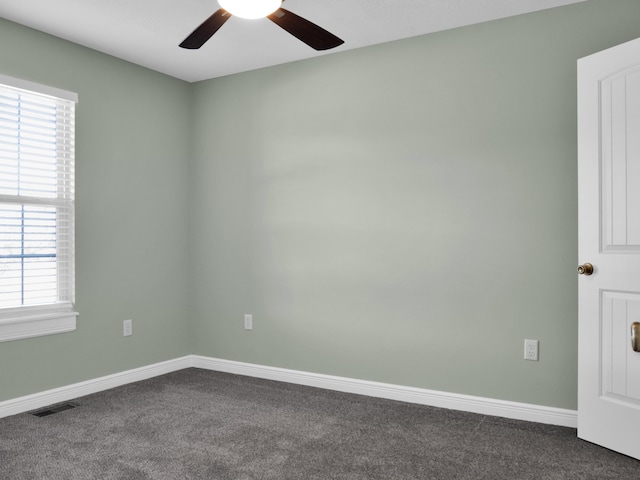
[{"x1": 0, "y1": 368, "x2": 638, "y2": 479}]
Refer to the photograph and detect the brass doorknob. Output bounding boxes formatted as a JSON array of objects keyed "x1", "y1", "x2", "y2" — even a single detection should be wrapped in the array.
[
  {"x1": 632, "y1": 322, "x2": 640, "y2": 353},
  {"x1": 577, "y1": 263, "x2": 594, "y2": 276}
]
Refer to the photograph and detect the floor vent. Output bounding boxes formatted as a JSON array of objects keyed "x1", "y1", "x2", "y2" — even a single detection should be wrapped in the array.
[{"x1": 31, "y1": 403, "x2": 78, "y2": 417}]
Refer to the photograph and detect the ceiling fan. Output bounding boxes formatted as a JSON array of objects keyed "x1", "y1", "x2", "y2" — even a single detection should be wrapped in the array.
[{"x1": 179, "y1": 0, "x2": 344, "y2": 51}]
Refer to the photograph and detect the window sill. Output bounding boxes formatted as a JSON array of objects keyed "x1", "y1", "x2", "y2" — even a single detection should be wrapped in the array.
[{"x1": 0, "y1": 306, "x2": 78, "y2": 343}]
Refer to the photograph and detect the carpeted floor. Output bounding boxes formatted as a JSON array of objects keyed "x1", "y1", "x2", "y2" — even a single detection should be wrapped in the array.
[{"x1": 0, "y1": 368, "x2": 638, "y2": 479}]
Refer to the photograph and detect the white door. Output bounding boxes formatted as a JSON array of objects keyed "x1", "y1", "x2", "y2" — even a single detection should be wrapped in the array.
[{"x1": 578, "y1": 37, "x2": 640, "y2": 460}]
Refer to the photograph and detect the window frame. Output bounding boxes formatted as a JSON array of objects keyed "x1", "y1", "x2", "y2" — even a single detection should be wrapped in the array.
[{"x1": 0, "y1": 74, "x2": 78, "y2": 342}]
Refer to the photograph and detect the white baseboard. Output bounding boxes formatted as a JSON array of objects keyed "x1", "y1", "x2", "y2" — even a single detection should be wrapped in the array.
[
  {"x1": 192, "y1": 356, "x2": 578, "y2": 428},
  {"x1": 0, "y1": 354, "x2": 577, "y2": 428},
  {"x1": 0, "y1": 356, "x2": 192, "y2": 419}
]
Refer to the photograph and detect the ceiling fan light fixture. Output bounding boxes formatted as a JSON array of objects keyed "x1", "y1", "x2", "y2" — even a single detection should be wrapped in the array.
[{"x1": 218, "y1": 0, "x2": 282, "y2": 19}]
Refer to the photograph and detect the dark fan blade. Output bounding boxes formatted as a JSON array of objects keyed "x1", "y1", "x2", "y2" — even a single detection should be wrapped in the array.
[
  {"x1": 180, "y1": 9, "x2": 232, "y2": 49},
  {"x1": 267, "y1": 8, "x2": 344, "y2": 51}
]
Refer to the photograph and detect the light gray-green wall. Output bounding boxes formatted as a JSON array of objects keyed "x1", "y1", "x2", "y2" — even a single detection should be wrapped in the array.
[
  {"x1": 3, "y1": 0, "x2": 640, "y2": 410},
  {"x1": 190, "y1": 0, "x2": 640, "y2": 410},
  {"x1": 0, "y1": 19, "x2": 192, "y2": 401}
]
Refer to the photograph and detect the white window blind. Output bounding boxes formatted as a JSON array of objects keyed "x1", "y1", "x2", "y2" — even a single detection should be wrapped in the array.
[{"x1": 0, "y1": 75, "x2": 78, "y2": 342}]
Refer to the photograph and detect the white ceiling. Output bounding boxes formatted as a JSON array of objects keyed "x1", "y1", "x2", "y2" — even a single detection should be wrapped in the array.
[{"x1": 0, "y1": 0, "x2": 586, "y2": 83}]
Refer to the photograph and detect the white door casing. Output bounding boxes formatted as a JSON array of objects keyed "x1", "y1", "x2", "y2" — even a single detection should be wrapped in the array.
[{"x1": 578, "y1": 37, "x2": 640, "y2": 460}]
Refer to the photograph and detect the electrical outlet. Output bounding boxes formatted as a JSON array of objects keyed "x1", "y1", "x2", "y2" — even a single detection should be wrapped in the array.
[
  {"x1": 123, "y1": 319, "x2": 133, "y2": 337},
  {"x1": 524, "y1": 339, "x2": 538, "y2": 361},
  {"x1": 244, "y1": 314, "x2": 253, "y2": 330}
]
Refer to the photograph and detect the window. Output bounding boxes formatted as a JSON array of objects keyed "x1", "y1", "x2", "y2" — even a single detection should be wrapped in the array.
[{"x1": 0, "y1": 74, "x2": 78, "y2": 342}]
